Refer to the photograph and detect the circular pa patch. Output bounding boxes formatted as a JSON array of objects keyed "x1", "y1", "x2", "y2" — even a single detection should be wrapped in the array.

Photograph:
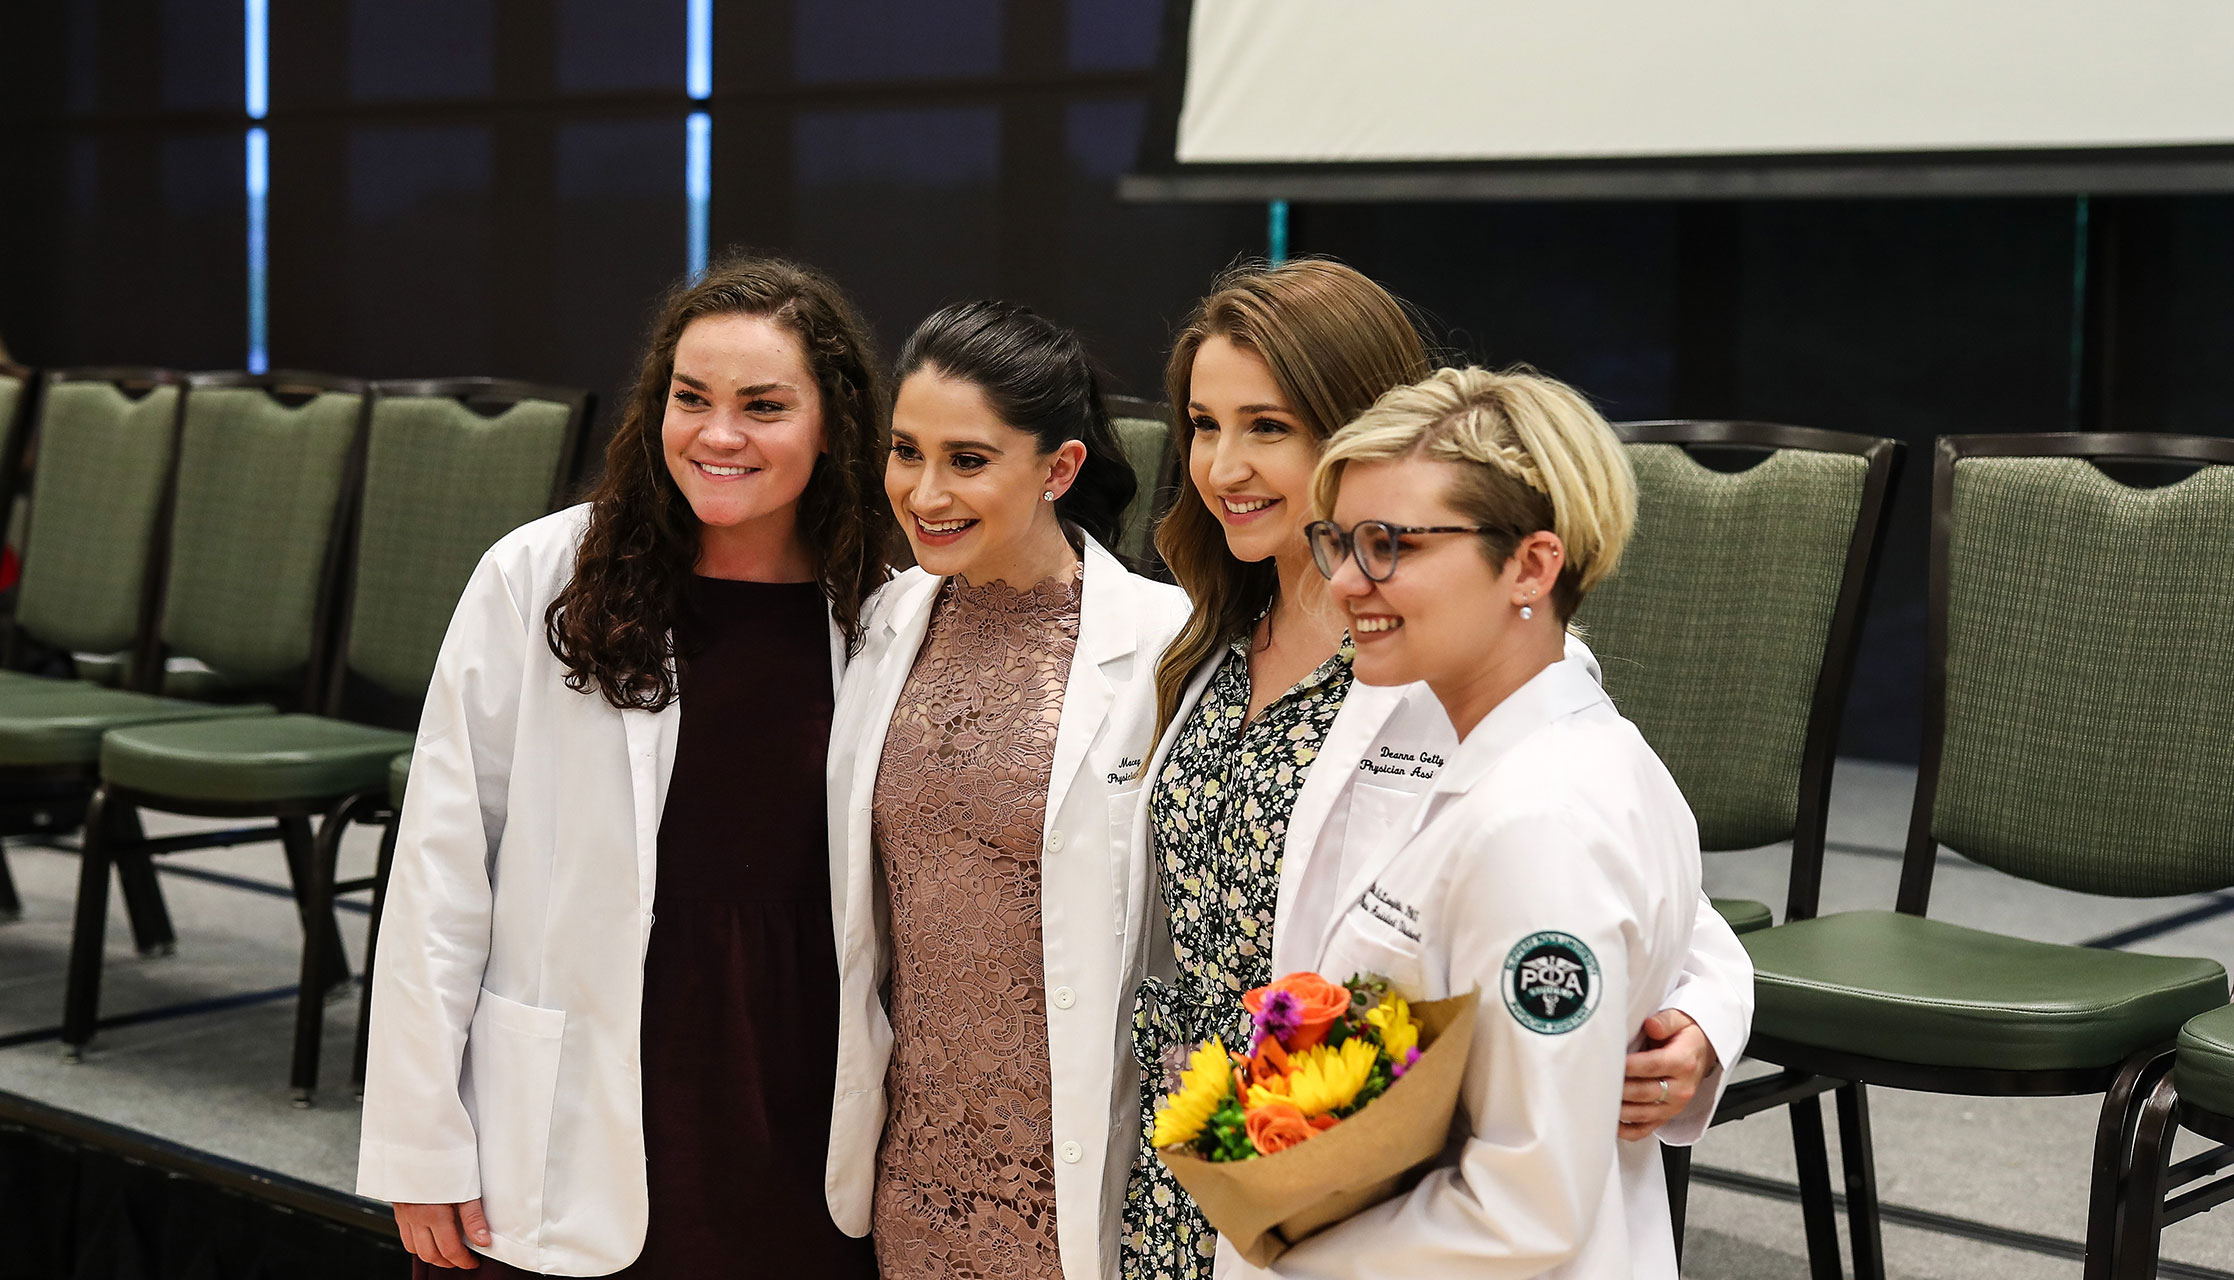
[{"x1": 1502, "y1": 932, "x2": 1601, "y2": 1034}]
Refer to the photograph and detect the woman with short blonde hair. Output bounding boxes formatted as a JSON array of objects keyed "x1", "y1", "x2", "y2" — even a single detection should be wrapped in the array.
[
  {"x1": 1260, "y1": 365, "x2": 1698, "y2": 1278},
  {"x1": 1311, "y1": 364, "x2": 1637, "y2": 621},
  {"x1": 1123, "y1": 262, "x2": 1749, "y2": 1279}
]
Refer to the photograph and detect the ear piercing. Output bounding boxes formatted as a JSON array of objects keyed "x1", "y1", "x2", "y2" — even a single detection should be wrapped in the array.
[
  {"x1": 1521, "y1": 587, "x2": 1539, "y2": 621},
  {"x1": 1042, "y1": 491, "x2": 1055, "y2": 502}
]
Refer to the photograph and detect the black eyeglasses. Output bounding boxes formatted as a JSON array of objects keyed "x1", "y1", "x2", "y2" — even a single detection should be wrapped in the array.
[{"x1": 1304, "y1": 519, "x2": 1489, "y2": 583}]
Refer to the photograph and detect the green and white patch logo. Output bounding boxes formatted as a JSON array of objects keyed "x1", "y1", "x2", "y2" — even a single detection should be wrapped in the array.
[{"x1": 1502, "y1": 931, "x2": 1600, "y2": 1034}]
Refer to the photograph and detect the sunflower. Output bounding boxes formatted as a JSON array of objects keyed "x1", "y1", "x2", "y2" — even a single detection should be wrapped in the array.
[
  {"x1": 1247, "y1": 1037, "x2": 1378, "y2": 1117},
  {"x1": 1152, "y1": 1037, "x2": 1235, "y2": 1148}
]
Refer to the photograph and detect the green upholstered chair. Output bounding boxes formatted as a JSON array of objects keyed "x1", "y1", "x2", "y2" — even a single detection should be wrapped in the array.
[
  {"x1": 1742, "y1": 433, "x2": 2234, "y2": 1280},
  {"x1": 44, "y1": 370, "x2": 369, "y2": 1033},
  {"x1": 75, "y1": 377, "x2": 590, "y2": 1104},
  {"x1": 1107, "y1": 394, "x2": 1180, "y2": 577},
  {"x1": 0, "y1": 368, "x2": 202, "y2": 948},
  {"x1": 2117, "y1": 1005, "x2": 2234, "y2": 1275},
  {"x1": 1573, "y1": 421, "x2": 1902, "y2": 1266}
]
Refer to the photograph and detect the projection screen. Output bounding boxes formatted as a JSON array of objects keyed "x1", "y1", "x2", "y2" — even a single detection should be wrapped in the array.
[{"x1": 1123, "y1": 0, "x2": 2234, "y2": 200}]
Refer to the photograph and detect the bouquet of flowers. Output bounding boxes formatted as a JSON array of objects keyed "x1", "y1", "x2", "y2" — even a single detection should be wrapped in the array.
[{"x1": 1151, "y1": 972, "x2": 1479, "y2": 1265}]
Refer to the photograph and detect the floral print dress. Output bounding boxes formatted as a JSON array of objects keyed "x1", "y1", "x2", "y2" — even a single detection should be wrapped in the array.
[{"x1": 1120, "y1": 636, "x2": 1353, "y2": 1280}]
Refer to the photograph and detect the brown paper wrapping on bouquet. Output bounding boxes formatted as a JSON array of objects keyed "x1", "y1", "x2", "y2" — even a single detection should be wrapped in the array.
[{"x1": 1155, "y1": 989, "x2": 1480, "y2": 1267}]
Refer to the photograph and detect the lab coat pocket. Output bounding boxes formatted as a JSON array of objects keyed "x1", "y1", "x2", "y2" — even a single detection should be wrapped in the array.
[
  {"x1": 462, "y1": 987, "x2": 567, "y2": 1247},
  {"x1": 1327, "y1": 905, "x2": 1428, "y2": 997},
  {"x1": 1108, "y1": 786, "x2": 1147, "y2": 937},
  {"x1": 1344, "y1": 780, "x2": 1426, "y2": 868}
]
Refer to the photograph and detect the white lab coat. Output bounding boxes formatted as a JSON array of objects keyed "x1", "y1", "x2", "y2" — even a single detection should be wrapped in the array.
[
  {"x1": 824, "y1": 537, "x2": 1190, "y2": 1280},
  {"x1": 1136, "y1": 635, "x2": 1751, "y2": 1150},
  {"x1": 1254, "y1": 656, "x2": 1701, "y2": 1279},
  {"x1": 356, "y1": 504, "x2": 845, "y2": 1276}
]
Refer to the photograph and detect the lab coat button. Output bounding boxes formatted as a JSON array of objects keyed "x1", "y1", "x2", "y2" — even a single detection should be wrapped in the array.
[
  {"x1": 1046, "y1": 830, "x2": 1065, "y2": 854},
  {"x1": 1052, "y1": 986, "x2": 1076, "y2": 1010},
  {"x1": 1059, "y1": 1140, "x2": 1082, "y2": 1164}
]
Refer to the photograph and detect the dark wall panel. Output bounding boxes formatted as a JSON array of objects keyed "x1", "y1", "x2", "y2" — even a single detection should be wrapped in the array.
[{"x1": 8, "y1": 0, "x2": 2234, "y2": 761}]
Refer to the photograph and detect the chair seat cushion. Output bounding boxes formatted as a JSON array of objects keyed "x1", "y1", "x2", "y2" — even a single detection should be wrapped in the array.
[
  {"x1": 1713, "y1": 897, "x2": 1775, "y2": 935},
  {"x1": 1746, "y1": 909, "x2": 2228, "y2": 1072},
  {"x1": 0, "y1": 686, "x2": 275, "y2": 767},
  {"x1": 389, "y1": 748, "x2": 412, "y2": 805},
  {"x1": 100, "y1": 713, "x2": 415, "y2": 804},
  {"x1": 2175, "y1": 1005, "x2": 2234, "y2": 1120}
]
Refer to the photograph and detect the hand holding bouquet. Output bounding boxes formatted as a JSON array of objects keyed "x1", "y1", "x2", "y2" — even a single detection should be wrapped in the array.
[{"x1": 1151, "y1": 973, "x2": 1478, "y2": 1264}]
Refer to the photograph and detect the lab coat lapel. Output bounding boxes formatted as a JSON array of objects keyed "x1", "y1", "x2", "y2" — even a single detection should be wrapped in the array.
[
  {"x1": 835, "y1": 576, "x2": 942, "y2": 954},
  {"x1": 1043, "y1": 542, "x2": 1128, "y2": 842},
  {"x1": 620, "y1": 694, "x2": 680, "y2": 956},
  {"x1": 1274, "y1": 675, "x2": 1394, "y2": 937},
  {"x1": 1308, "y1": 661, "x2": 1606, "y2": 968}
]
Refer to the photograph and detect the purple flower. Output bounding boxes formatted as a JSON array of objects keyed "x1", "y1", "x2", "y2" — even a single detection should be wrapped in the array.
[
  {"x1": 1390, "y1": 1046, "x2": 1421, "y2": 1080},
  {"x1": 1252, "y1": 989, "x2": 1303, "y2": 1052}
]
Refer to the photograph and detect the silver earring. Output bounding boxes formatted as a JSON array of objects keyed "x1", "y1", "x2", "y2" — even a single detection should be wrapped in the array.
[{"x1": 1042, "y1": 491, "x2": 1055, "y2": 502}]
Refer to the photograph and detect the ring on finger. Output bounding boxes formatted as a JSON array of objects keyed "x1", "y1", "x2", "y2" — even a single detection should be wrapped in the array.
[{"x1": 1657, "y1": 1077, "x2": 1671, "y2": 1105}]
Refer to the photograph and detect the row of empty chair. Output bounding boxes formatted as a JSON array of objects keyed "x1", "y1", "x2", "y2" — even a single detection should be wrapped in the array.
[
  {"x1": 1572, "y1": 422, "x2": 2234, "y2": 1278},
  {"x1": 0, "y1": 360, "x2": 591, "y2": 1104}
]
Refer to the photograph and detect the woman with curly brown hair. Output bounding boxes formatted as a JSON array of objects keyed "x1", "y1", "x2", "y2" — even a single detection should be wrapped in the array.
[{"x1": 358, "y1": 255, "x2": 891, "y2": 1278}]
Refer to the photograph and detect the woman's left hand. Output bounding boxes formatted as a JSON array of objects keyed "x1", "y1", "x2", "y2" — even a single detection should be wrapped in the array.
[{"x1": 1618, "y1": 1009, "x2": 1717, "y2": 1141}]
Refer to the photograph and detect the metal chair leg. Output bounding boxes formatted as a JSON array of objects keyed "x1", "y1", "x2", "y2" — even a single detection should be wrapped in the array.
[
  {"x1": 352, "y1": 810, "x2": 400, "y2": 1094},
  {"x1": 111, "y1": 804, "x2": 174, "y2": 957},
  {"x1": 2111, "y1": 1069, "x2": 2180, "y2": 1280},
  {"x1": 288, "y1": 808, "x2": 344, "y2": 1106},
  {"x1": 278, "y1": 815, "x2": 349, "y2": 988},
  {"x1": 1836, "y1": 1083, "x2": 1885, "y2": 1280},
  {"x1": 1790, "y1": 1094, "x2": 1846, "y2": 1280},
  {"x1": 60, "y1": 786, "x2": 118, "y2": 1059},
  {"x1": 1662, "y1": 1143, "x2": 1692, "y2": 1262},
  {"x1": 2086, "y1": 1045, "x2": 2177, "y2": 1280}
]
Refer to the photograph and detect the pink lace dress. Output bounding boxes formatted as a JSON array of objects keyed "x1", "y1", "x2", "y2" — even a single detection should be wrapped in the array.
[{"x1": 870, "y1": 572, "x2": 1080, "y2": 1280}]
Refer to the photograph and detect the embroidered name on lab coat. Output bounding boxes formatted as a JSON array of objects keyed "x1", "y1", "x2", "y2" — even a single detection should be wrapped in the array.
[
  {"x1": 1361, "y1": 884, "x2": 1423, "y2": 941},
  {"x1": 1105, "y1": 756, "x2": 1143, "y2": 785},
  {"x1": 1357, "y1": 745, "x2": 1446, "y2": 780}
]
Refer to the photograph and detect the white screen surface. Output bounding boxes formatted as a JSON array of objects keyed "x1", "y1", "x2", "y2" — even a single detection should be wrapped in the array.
[{"x1": 1175, "y1": 1, "x2": 2234, "y2": 165}]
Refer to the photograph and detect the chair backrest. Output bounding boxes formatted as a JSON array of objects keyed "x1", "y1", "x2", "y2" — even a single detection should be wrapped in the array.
[
  {"x1": 145, "y1": 372, "x2": 370, "y2": 704},
  {"x1": 1107, "y1": 394, "x2": 1180, "y2": 576},
  {"x1": 1571, "y1": 421, "x2": 1902, "y2": 921},
  {"x1": 8, "y1": 368, "x2": 190, "y2": 666},
  {"x1": 330, "y1": 378, "x2": 590, "y2": 725},
  {"x1": 1898, "y1": 433, "x2": 2234, "y2": 911}
]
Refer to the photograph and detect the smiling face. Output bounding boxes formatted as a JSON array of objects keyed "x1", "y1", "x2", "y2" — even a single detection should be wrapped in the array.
[
  {"x1": 1185, "y1": 334, "x2": 1323, "y2": 567},
  {"x1": 886, "y1": 369, "x2": 1084, "y2": 585},
  {"x1": 661, "y1": 313, "x2": 826, "y2": 542},
  {"x1": 1325, "y1": 456, "x2": 1557, "y2": 701}
]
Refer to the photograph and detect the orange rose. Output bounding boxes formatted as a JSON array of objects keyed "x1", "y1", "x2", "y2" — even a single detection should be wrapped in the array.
[
  {"x1": 1243, "y1": 972, "x2": 1353, "y2": 1051},
  {"x1": 1245, "y1": 1101, "x2": 1317, "y2": 1156}
]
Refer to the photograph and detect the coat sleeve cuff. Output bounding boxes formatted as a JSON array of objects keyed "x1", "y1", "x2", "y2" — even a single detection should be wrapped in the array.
[{"x1": 356, "y1": 1141, "x2": 483, "y2": 1206}]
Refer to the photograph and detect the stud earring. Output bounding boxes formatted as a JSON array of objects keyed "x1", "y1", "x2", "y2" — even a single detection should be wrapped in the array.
[
  {"x1": 1042, "y1": 491, "x2": 1055, "y2": 502},
  {"x1": 1521, "y1": 605, "x2": 1533, "y2": 621}
]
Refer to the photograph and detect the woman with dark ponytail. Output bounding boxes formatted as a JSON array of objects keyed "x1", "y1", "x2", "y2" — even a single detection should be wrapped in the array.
[{"x1": 823, "y1": 301, "x2": 1188, "y2": 1279}]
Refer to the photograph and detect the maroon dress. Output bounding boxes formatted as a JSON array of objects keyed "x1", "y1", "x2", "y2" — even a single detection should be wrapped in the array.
[{"x1": 417, "y1": 576, "x2": 875, "y2": 1278}]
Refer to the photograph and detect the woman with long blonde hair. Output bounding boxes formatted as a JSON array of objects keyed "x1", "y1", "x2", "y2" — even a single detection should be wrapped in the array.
[{"x1": 1122, "y1": 262, "x2": 1751, "y2": 1277}]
